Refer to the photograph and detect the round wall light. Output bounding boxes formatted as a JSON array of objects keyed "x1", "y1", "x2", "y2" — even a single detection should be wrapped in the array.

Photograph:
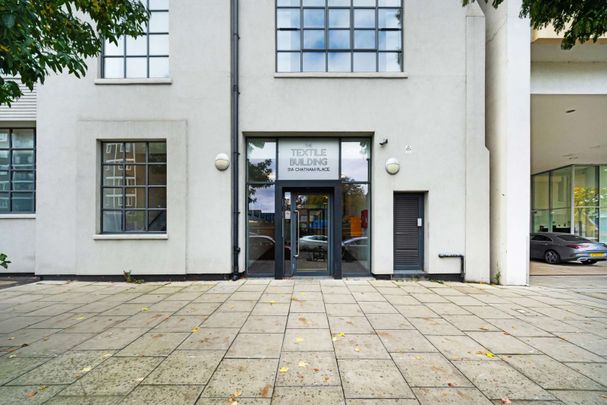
[
  {"x1": 385, "y1": 158, "x2": 400, "y2": 175},
  {"x1": 214, "y1": 153, "x2": 230, "y2": 171}
]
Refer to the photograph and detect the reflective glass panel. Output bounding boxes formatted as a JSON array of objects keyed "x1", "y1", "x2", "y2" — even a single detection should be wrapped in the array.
[
  {"x1": 12, "y1": 171, "x2": 34, "y2": 191},
  {"x1": 103, "y1": 188, "x2": 124, "y2": 209},
  {"x1": 126, "y1": 35, "x2": 147, "y2": 56},
  {"x1": 12, "y1": 129, "x2": 34, "y2": 148},
  {"x1": 551, "y1": 207, "x2": 571, "y2": 233},
  {"x1": 354, "y1": 30, "x2": 375, "y2": 49},
  {"x1": 303, "y1": 0, "x2": 325, "y2": 5},
  {"x1": 379, "y1": 0, "x2": 400, "y2": 5},
  {"x1": 149, "y1": 0, "x2": 169, "y2": 9},
  {"x1": 0, "y1": 192, "x2": 8, "y2": 212},
  {"x1": 379, "y1": 31, "x2": 401, "y2": 50},
  {"x1": 102, "y1": 211, "x2": 123, "y2": 233},
  {"x1": 0, "y1": 151, "x2": 9, "y2": 170},
  {"x1": 342, "y1": 184, "x2": 370, "y2": 275},
  {"x1": 126, "y1": 57, "x2": 147, "y2": 78},
  {"x1": 304, "y1": 9, "x2": 325, "y2": 28},
  {"x1": 103, "y1": 143, "x2": 124, "y2": 163},
  {"x1": 378, "y1": 8, "x2": 401, "y2": 28},
  {"x1": 278, "y1": 31, "x2": 301, "y2": 51},
  {"x1": 149, "y1": 142, "x2": 167, "y2": 162},
  {"x1": 304, "y1": 30, "x2": 325, "y2": 49},
  {"x1": 12, "y1": 192, "x2": 34, "y2": 212},
  {"x1": 303, "y1": 52, "x2": 326, "y2": 71},
  {"x1": 353, "y1": 52, "x2": 376, "y2": 71},
  {"x1": 148, "y1": 210, "x2": 167, "y2": 232},
  {"x1": 125, "y1": 211, "x2": 146, "y2": 232},
  {"x1": 125, "y1": 142, "x2": 146, "y2": 163},
  {"x1": 278, "y1": 9, "x2": 301, "y2": 29},
  {"x1": 124, "y1": 165, "x2": 146, "y2": 186},
  {"x1": 329, "y1": 30, "x2": 350, "y2": 49},
  {"x1": 103, "y1": 165, "x2": 124, "y2": 186},
  {"x1": 149, "y1": 11, "x2": 169, "y2": 32},
  {"x1": 354, "y1": 0, "x2": 375, "y2": 5},
  {"x1": 532, "y1": 173, "x2": 549, "y2": 209},
  {"x1": 247, "y1": 140, "x2": 276, "y2": 183},
  {"x1": 0, "y1": 171, "x2": 8, "y2": 191},
  {"x1": 12, "y1": 151, "x2": 34, "y2": 170},
  {"x1": 329, "y1": 0, "x2": 350, "y2": 5},
  {"x1": 329, "y1": 9, "x2": 350, "y2": 28},
  {"x1": 278, "y1": 0, "x2": 300, "y2": 5},
  {"x1": 125, "y1": 188, "x2": 146, "y2": 209},
  {"x1": 574, "y1": 166, "x2": 598, "y2": 207},
  {"x1": 341, "y1": 140, "x2": 370, "y2": 182},
  {"x1": 149, "y1": 187, "x2": 166, "y2": 208},
  {"x1": 277, "y1": 52, "x2": 301, "y2": 72},
  {"x1": 378, "y1": 52, "x2": 401, "y2": 71},
  {"x1": 149, "y1": 34, "x2": 169, "y2": 55},
  {"x1": 0, "y1": 129, "x2": 9, "y2": 148},
  {"x1": 532, "y1": 209, "x2": 550, "y2": 233},
  {"x1": 551, "y1": 167, "x2": 572, "y2": 209},
  {"x1": 354, "y1": 9, "x2": 375, "y2": 28},
  {"x1": 600, "y1": 166, "x2": 607, "y2": 242},
  {"x1": 328, "y1": 52, "x2": 351, "y2": 71},
  {"x1": 104, "y1": 38, "x2": 124, "y2": 56},
  {"x1": 103, "y1": 58, "x2": 124, "y2": 79},
  {"x1": 247, "y1": 184, "x2": 276, "y2": 276},
  {"x1": 149, "y1": 57, "x2": 170, "y2": 78},
  {"x1": 149, "y1": 165, "x2": 166, "y2": 185},
  {"x1": 574, "y1": 208, "x2": 599, "y2": 241}
]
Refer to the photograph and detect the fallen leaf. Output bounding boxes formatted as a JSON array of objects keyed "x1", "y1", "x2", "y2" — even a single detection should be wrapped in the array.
[
  {"x1": 270, "y1": 300, "x2": 277, "y2": 305},
  {"x1": 294, "y1": 337, "x2": 303, "y2": 344},
  {"x1": 8, "y1": 354, "x2": 16, "y2": 359},
  {"x1": 141, "y1": 307, "x2": 150, "y2": 312},
  {"x1": 337, "y1": 332, "x2": 346, "y2": 337},
  {"x1": 313, "y1": 368, "x2": 320, "y2": 372},
  {"x1": 298, "y1": 361, "x2": 308, "y2": 368},
  {"x1": 102, "y1": 353, "x2": 112, "y2": 358},
  {"x1": 38, "y1": 385, "x2": 48, "y2": 392},
  {"x1": 354, "y1": 346, "x2": 361, "y2": 352},
  {"x1": 75, "y1": 316, "x2": 86, "y2": 320},
  {"x1": 500, "y1": 398, "x2": 512, "y2": 404},
  {"x1": 24, "y1": 389, "x2": 37, "y2": 398},
  {"x1": 479, "y1": 327, "x2": 489, "y2": 331},
  {"x1": 191, "y1": 326, "x2": 200, "y2": 333},
  {"x1": 332, "y1": 337, "x2": 338, "y2": 342},
  {"x1": 485, "y1": 352, "x2": 495, "y2": 358},
  {"x1": 232, "y1": 390, "x2": 242, "y2": 398},
  {"x1": 279, "y1": 367, "x2": 289, "y2": 373},
  {"x1": 81, "y1": 367, "x2": 92, "y2": 373},
  {"x1": 448, "y1": 382, "x2": 455, "y2": 387},
  {"x1": 8, "y1": 337, "x2": 14, "y2": 341},
  {"x1": 134, "y1": 377, "x2": 144, "y2": 382}
]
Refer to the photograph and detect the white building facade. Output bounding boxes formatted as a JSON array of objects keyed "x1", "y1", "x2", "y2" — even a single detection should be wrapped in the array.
[{"x1": 1, "y1": 0, "x2": 576, "y2": 284}]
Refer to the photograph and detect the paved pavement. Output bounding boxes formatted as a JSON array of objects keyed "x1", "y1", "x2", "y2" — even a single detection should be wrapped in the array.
[
  {"x1": 530, "y1": 260, "x2": 607, "y2": 276},
  {"x1": 0, "y1": 278, "x2": 606, "y2": 404}
]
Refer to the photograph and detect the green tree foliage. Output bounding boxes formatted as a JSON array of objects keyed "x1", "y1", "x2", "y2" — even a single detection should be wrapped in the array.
[
  {"x1": 0, "y1": 0, "x2": 149, "y2": 106},
  {"x1": 466, "y1": 0, "x2": 607, "y2": 49},
  {"x1": 0, "y1": 253, "x2": 9, "y2": 269}
]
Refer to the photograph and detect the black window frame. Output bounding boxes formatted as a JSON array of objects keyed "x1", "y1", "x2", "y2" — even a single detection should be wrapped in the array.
[
  {"x1": 100, "y1": 0, "x2": 170, "y2": 79},
  {"x1": 0, "y1": 128, "x2": 36, "y2": 214},
  {"x1": 276, "y1": 0, "x2": 404, "y2": 73},
  {"x1": 100, "y1": 141, "x2": 167, "y2": 234}
]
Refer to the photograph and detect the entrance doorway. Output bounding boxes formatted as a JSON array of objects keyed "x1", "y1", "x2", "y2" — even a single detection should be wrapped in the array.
[{"x1": 283, "y1": 190, "x2": 332, "y2": 276}]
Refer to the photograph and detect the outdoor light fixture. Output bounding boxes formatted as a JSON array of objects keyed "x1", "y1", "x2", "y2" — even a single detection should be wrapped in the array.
[
  {"x1": 214, "y1": 153, "x2": 230, "y2": 171},
  {"x1": 385, "y1": 158, "x2": 400, "y2": 175},
  {"x1": 379, "y1": 138, "x2": 388, "y2": 146}
]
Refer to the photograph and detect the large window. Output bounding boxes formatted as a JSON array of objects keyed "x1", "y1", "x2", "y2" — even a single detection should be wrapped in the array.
[
  {"x1": 276, "y1": 0, "x2": 403, "y2": 73},
  {"x1": 101, "y1": 0, "x2": 169, "y2": 79},
  {"x1": 0, "y1": 128, "x2": 35, "y2": 213},
  {"x1": 101, "y1": 141, "x2": 167, "y2": 233}
]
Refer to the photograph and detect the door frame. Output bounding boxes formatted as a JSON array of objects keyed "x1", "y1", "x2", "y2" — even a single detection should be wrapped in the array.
[
  {"x1": 393, "y1": 192, "x2": 425, "y2": 272},
  {"x1": 274, "y1": 181, "x2": 343, "y2": 279}
]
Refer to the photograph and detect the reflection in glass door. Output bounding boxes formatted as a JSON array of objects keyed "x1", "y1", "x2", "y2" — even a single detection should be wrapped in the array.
[{"x1": 284, "y1": 191, "x2": 331, "y2": 276}]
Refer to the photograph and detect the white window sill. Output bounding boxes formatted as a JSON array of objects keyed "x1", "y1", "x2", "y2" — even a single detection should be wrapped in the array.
[
  {"x1": 0, "y1": 214, "x2": 36, "y2": 220},
  {"x1": 274, "y1": 72, "x2": 408, "y2": 79},
  {"x1": 93, "y1": 234, "x2": 168, "y2": 240},
  {"x1": 94, "y1": 78, "x2": 172, "y2": 86}
]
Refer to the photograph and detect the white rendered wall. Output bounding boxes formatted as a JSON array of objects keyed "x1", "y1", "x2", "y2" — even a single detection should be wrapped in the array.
[
  {"x1": 238, "y1": 0, "x2": 490, "y2": 279},
  {"x1": 479, "y1": 0, "x2": 531, "y2": 285},
  {"x1": 35, "y1": 0, "x2": 232, "y2": 276}
]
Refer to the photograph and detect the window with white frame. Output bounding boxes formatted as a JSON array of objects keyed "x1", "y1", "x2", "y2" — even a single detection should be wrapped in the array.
[
  {"x1": 0, "y1": 128, "x2": 36, "y2": 213},
  {"x1": 101, "y1": 0, "x2": 169, "y2": 79},
  {"x1": 276, "y1": 0, "x2": 403, "y2": 73}
]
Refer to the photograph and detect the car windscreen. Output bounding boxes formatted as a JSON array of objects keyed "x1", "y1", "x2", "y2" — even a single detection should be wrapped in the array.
[{"x1": 557, "y1": 235, "x2": 592, "y2": 243}]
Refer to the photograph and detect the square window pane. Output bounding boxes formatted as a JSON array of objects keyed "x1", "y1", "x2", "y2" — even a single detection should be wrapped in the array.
[
  {"x1": 126, "y1": 35, "x2": 147, "y2": 56},
  {"x1": 12, "y1": 151, "x2": 34, "y2": 169},
  {"x1": 149, "y1": 11, "x2": 169, "y2": 32},
  {"x1": 12, "y1": 171, "x2": 34, "y2": 191},
  {"x1": 303, "y1": 9, "x2": 325, "y2": 28},
  {"x1": 303, "y1": 0, "x2": 325, "y2": 5},
  {"x1": 341, "y1": 140, "x2": 370, "y2": 181},
  {"x1": 304, "y1": 30, "x2": 325, "y2": 49},
  {"x1": 379, "y1": 30, "x2": 401, "y2": 50},
  {"x1": 148, "y1": 210, "x2": 167, "y2": 232},
  {"x1": 149, "y1": 57, "x2": 170, "y2": 78},
  {"x1": 125, "y1": 142, "x2": 146, "y2": 163},
  {"x1": 329, "y1": 9, "x2": 350, "y2": 28},
  {"x1": 0, "y1": 171, "x2": 8, "y2": 191},
  {"x1": 125, "y1": 211, "x2": 146, "y2": 232},
  {"x1": 277, "y1": 9, "x2": 300, "y2": 29},
  {"x1": 103, "y1": 188, "x2": 124, "y2": 209},
  {"x1": 354, "y1": 0, "x2": 375, "y2": 5},
  {"x1": 149, "y1": 142, "x2": 167, "y2": 162},
  {"x1": 354, "y1": 30, "x2": 375, "y2": 49},
  {"x1": 103, "y1": 165, "x2": 124, "y2": 187},
  {"x1": 277, "y1": 52, "x2": 301, "y2": 72},
  {"x1": 0, "y1": 129, "x2": 9, "y2": 148},
  {"x1": 329, "y1": 0, "x2": 350, "y2": 5},
  {"x1": 149, "y1": 187, "x2": 167, "y2": 208},
  {"x1": 277, "y1": 30, "x2": 301, "y2": 51},
  {"x1": 103, "y1": 143, "x2": 124, "y2": 163},
  {"x1": 354, "y1": 9, "x2": 375, "y2": 28},
  {"x1": 379, "y1": 0, "x2": 400, "y2": 5},
  {"x1": 12, "y1": 192, "x2": 34, "y2": 212},
  {"x1": 12, "y1": 129, "x2": 34, "y2": 148},
  {"x1": 126, "y1": 57, "x2": 147, "y2": 78},
  {"x1": 149, "y1": 165, "x2": 166, "y2": 185},
  {"x1": 302, "y1": 52, "x2": 326, "y2": 72},
  {"x1": 0, "y1": 192, "x2": 8, "y2": 212},
  {"x1": 0, "y1": 151, "x2": 9, "y2": 170},
  {"x1": 329, "y1": 30, "x2": 350, "y2": 49},
  {"x1": 103, "y1": 58, "x2": 124, "y2": 79},
  {"x1": 378, "y1": 52, "x2": 401, "y2": 71},
  {"x1": 353, "y1": 52, "x2": 376, "y2": 72},
  {"x1": 125, "y1": 187, "x2": 146, "y2": 208},
  {"x1": 379, "y1": 9, "x2": 401, "y2": 28},
  {"x1": 149, "y1": 0, "x2": 169, "y2": 9},
  {"x1": 278, "y1": 0, "x2": 300, "y2": 5},
  {"x1": 125, "y1": 165, "x2": 146, "y2": 187},
  {"x1": 103, "y1": 211, "x2": 123, "y2": 233},
  {"x1": 104, "y1": 37, "x2": 124, "y2": 56},
  {"x1": 328, "y1": 52, "x2": 351, "y2": 72},
  {"x1": 247, "y1": 140, "x2": 276, "y2": 182},
  {"x1": 149, "y1": 34, "x2": 169, "y2": 55}
]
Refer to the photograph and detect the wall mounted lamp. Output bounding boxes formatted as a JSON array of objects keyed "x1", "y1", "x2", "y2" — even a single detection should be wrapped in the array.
[
  {"x1": 215, "y1": 153, "x2": 230, "y2": 171},
  {"x1": 385, "y1": 158, "x2": 400, "y2": 175}
]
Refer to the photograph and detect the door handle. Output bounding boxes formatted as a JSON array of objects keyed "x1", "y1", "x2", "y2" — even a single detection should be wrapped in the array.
[
  {"x1": 417, "y1": 218, "x2": 423, "y2": 227},
  {"x1": 295, "y1": 210, "x2": 300, "y2": 258}
]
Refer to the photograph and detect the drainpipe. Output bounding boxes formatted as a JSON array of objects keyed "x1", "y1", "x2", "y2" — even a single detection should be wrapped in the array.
[{"x1": 230, "y1": 0, "x2": 241, "y2": 281}]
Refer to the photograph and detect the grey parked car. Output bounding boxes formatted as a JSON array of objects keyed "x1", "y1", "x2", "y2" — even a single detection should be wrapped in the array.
[{"x1": 530, "y1": 232, "x2": 607, "y2": 265}]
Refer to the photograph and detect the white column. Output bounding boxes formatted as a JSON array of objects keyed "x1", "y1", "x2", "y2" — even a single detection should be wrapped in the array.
[{"x1": 479, "y1": 0, "x2": 531, "y2": 285}]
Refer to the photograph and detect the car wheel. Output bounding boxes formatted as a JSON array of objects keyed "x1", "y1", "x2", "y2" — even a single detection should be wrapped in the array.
[
  {"x1": 544, "y1": 250, "x2": 561, "y2": 265},
  {"x1": 582, "y1": 260, "x2": 597, "y2": 265}
]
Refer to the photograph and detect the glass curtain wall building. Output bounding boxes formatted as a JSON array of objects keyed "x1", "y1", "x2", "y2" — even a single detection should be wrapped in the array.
[{"x1": 531, "y1": 165, "x2": 607, "y2": 242}]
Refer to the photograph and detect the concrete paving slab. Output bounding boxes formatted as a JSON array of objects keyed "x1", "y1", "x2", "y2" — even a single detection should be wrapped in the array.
[
  {"x1": 121, "y1": 385, "x2": 203, "y2": 404},
  {"x1": 467, "y1": 332, "x2": 539, "y2": 354},
  {"x1": 271, "y1": 386, "x2": 345, "y2": 404},
  {"x1": 329, "y1": 316, "x2": 374, "y2": 334},
  {"x1": 412, "y1": 387, "x2": 492, "y2": 404},
  {"x1": 178, "y1": 328, "x2": 238, "y2": 351},
  {"x1": 339, "y1": 359, "x2": 415, "y2": 399},
  {"x1": 241, "y1": 315, "x2": 287, "y2": 333},
  {"x1": 225, "y1": 333, "x2": 283, "y2": 359},
  {"x1": 283, "y1": 328, "x2": 334, "y2": 351},
  {"x1": 287, "y1": 312, "x2": 329, "y2": 329},
  {"x1": 144, "y1": 350, "x2": 223, "y2": 385},
  {"x1": 521, "y1": 337, "x2": 606, "y2": 362},
  {"x1": 0, "y1": 385, "x2": 66, "y2": 405},
  {"x1": 275, "y1": 351, "x2": 340, "y2": 386},
  {"x1": 365, "y1": 313, "x2": 413, "y2": 330},
  {"x1": 565, "y1": 362, "x2": 607, "y2": 387},
  {"x1": 377, "y1": 330, "x2": 437, "y2": 353},
  {"x1": 117, "y1": 332, "x2": 189, "y2": 357},
  {"x1": 201, "y1": 358, "x2": 278, "y2": 399},
  {"x1": 392, "y1": 352, "x2": 473, "y2": 388},
  {"x1": 333, "y1": 334, "x2": 391, "y2": 359}
]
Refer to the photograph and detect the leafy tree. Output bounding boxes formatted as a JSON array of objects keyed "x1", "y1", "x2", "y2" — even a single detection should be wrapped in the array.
[
  {"x1": 466, "y1": 0, "x2": 607, "y2": 49},
  {"x1": 0, "y1": 0, "x2": 149, "y2": 106},
  {"x1": 0, "y1": 253, "x2": 9, "y2": 269}
]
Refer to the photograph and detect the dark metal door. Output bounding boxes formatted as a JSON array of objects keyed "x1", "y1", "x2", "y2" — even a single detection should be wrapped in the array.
[{"x1": 394, "y1": 193, "x2": 424, "y2": 271}]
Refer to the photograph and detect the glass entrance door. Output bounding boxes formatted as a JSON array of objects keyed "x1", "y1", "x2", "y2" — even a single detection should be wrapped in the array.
[{"x1": 283, "y1": 190, "x2": 331, "y2": 276}]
